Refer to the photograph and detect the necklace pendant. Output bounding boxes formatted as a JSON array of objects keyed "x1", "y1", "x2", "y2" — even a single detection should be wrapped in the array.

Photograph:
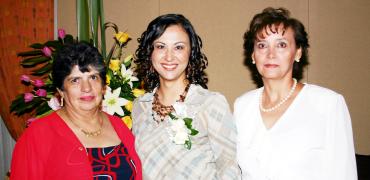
[{"x1": 80, "y1": 128, "x2": 102, "y2": 137}]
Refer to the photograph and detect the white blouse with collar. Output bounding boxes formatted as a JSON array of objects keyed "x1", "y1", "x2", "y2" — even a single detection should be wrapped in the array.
[{"x1": 234, "y1": 84, "x2": 357, "y2": 180}]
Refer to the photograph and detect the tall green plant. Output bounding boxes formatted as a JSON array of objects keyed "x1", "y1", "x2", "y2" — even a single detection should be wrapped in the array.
[{"x1": 76, "y1": 0, "x2": 106, "y2": 58}]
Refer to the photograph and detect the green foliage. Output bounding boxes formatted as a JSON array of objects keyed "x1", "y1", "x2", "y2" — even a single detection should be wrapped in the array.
[
  {"x1": 10, "y1": 33, "x2": 77, "y2": 118},
  {"x1": 10, "y1": 1, "x2": 142, "y2": 129}
]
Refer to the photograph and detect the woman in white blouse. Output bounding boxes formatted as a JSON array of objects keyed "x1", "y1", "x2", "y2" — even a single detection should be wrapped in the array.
[{"x1": 234, "y1": 7, "x2": 357, "y2": 180}]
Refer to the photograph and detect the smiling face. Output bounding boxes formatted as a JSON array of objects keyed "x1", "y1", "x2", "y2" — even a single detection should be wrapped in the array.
[
  {"x1": 252, "y1": 24, "x2": 302, "y2": 81},
  {"x1": 151, "y1": 24, "x2": 191, "y2": 84},
  {"x1": 59, "y1": 65, "x2": 104, "y2": 112}
]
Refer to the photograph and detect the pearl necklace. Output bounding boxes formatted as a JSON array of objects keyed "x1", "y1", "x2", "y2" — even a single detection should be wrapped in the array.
[{"x1": 259, "y1": 78, "x2": 297, "y2": 112}]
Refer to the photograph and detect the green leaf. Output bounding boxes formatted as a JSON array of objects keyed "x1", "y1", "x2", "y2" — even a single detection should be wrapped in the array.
[
  {"x1": 12, "y1": 97, "x2": 43, "y2": 116},
  {"x1": 10, "y1": 95, "x2": 25, "y2": 113},
  {"x1": 31, "y1": 63, "x2": 52, "y2": 76},
  {"x1": 124, "y1": 95, "x2": 135, "y2": 101},
  {"x1": 185, "y1": 140, "x2": 192, "y2": 150},
  {"x1": 124, "y1": 57, "x2": 133, "y2": 67},
  {"x1": 91, "y1": 0, "x2": 100, "y2": 47},
  {"x1": 21, "y1": 56, "x2": 50, "y2": 67},
  {"x1": 64, "y1": 34, "x2": 74, "y2": 44},
  {"x1": 30, "y1": 43, "x2": 44, "y2": 49},
  {"x1": 36, "y1": 109, "x2": 54, "y2": 118},
  {"x1": 44, "y1": 40, "x2": 62, "y2": 49},
  {"x1": 106, "y1": 43, "x2": 117, "y2": 66},
  {"x1": 190, "y1": 129, "x2": 199, "y2": 136},
  {"x1": 17, "y1": 50, "x2": 43, "y2": 57},
  {"x1": 168, "y1": 113, "x2": 177, "y2": 120},
  {"x1": 99, "y1": 0, "x2": 106, "y2": 59},
  {"x1": 132, "y1": 81, "x2": 140, "y2": 89},
  {"x1": 107, "y1": 69, "x2": 114, "y2": 77},
  {"x1": 184, "y1": 118, "x2": 193, "y2": 128},
  {"x1": 35, "y1": 101, "x2": 52, "y2": 116},
  {"x1": 77, "y1": 0, "x2": 89, "y2": 42}
]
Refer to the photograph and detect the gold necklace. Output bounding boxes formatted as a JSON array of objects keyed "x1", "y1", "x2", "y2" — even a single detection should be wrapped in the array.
[{"x1": 65, "y1": 111, "x2": 104, "y2": 137}]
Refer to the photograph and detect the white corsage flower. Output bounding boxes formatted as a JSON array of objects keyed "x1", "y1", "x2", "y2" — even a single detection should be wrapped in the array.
[
  {"x1": 173, "y1": 130, "x2": 189, "y2": 145},
  {"x1": 120, "y1": 64, "x2": 138, "y2": 88},
  {"x1": 168, "y1": 102, "x2": 199, "y2": 150},
  {"x1": 102, "y1": 87, "x2": 128, "y2": 116}
]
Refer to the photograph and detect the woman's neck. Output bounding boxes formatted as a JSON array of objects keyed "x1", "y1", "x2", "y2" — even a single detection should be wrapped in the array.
[
  {"x1": 156, "y1": 79, "x2": 188, "y2": 106},
  {"x1": 262, "y1": 78, "x2": 296, "y2": 102},
  {"x1": 61, "y1": 107, "x2": 101, "y2": 124}
]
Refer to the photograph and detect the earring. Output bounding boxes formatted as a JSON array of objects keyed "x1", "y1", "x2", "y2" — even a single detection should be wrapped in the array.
[
  {"x1": 60, "y1": 96, "x2": 64, "y2": 107},
  {"x1": 252, "y1": 59, "x2": 256, "y2": 64},
  {"x1": 295, "y1": 58, "x2": 300, "y2": 62}
]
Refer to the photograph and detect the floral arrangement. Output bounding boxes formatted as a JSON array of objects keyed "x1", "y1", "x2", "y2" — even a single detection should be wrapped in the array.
[
  {"x1": 168, "y1": 102, "x2": 199, "y2": 150},
  {"x1": 10, "y1": 25, "x2": 144, "y2": 129}
]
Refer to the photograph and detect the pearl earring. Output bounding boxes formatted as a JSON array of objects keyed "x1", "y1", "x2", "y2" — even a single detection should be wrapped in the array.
[
  {"x1": 252, "y1": 59, "x2": 256, "y2": 64},
  {"x1": 295, "y1": 58, "x2": 300, "y2": 62}
]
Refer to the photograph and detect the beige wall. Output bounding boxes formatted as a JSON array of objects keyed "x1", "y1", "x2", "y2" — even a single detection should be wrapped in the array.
[{"x1": 58, "y1": 0, "x2": 370, "y2": 154}]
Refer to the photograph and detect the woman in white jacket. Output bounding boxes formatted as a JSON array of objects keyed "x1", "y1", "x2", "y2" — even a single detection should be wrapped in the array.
[{"x1": 234, "y1": 7, "x2": 357, "y2": 180}]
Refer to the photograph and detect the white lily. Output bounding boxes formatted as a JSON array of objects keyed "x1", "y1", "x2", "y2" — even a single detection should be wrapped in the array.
[
  {"x1": 102, "y1": 86, "x2": 128, "y2": 116},
  {"x1": 121, "y1": 64, "x2": 138, "y2": 88}
]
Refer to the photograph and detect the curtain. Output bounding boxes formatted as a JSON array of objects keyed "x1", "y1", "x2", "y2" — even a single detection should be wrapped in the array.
[
  {"x1": 0, "y1": 0, "x2": 54, "y2": 140},
  {"x1": 0, "y1": 116, "x2": 15, "y2": 177}
]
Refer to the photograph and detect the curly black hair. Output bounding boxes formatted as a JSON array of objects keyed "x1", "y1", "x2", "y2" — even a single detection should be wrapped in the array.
[
  {"x1": 243, "y1": 7, "x2": 309, "y2": 87},
  {"x1": 52, "y1": 42, "x2": 106, "y2": 90},
  {"x1": 134, "y1": 14, "x2": 208, "y2": 92}
]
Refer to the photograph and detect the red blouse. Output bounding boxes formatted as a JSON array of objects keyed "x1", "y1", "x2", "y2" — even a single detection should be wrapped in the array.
[{"x1": 10, "y1": 112, "x2": 142, "y2": 180}]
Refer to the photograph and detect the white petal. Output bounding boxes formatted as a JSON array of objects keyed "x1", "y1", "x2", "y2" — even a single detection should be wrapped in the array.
[
  {"x1": 105, "y1": 106, "x2": 115, "y2": 115},
  {"x1": 116, "y1": 98, "x2": 129, "y2": 106},
  {"x1": 112, "y1": 87, "x2": 121, "y2": 98},
  {"x1": 173, "y1": 103, "x2": 187, "y2": 116},
  {"x1": 114, "y1": 106, "x2": 125, "y2": 116},
  {"x1": 121, "y1": 65, "x2": 127, "y2": 76},
  {"x1": 104, "y1": 86, "x2": 113, "y2": 98}
]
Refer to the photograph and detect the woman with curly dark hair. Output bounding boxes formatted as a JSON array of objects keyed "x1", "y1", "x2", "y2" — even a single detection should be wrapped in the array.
[
  {"x1": 132, "y1": 14, "x2": 241, "y2": 179},
  {"x1": 235, "y1": 7, "x2": 357, "y2": 180}
]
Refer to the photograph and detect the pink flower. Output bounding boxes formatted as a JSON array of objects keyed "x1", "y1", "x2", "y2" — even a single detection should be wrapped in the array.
[
  {"x1": 47, "y1": 96, "x2": 61, "y2": 110},
  {"x1": 26, "y1": 117, "x2": 37, "y2": 127},
  {"x1": 20, "y1": 75, "x2": 30, "y2": 82},
  {"x1": 41, "y1": 46, "x2": 52, "y2": 57},
  {"x1": 33, "y1": 79, "x2": 45, "y2": 87},
  {"x1": 58, "y1": 29, "x2": 66, "y2": 39},
  {"x1": 35, "y1": 89, "x2": 47, "y2": 97},
  {"x1": 24, "y1": 93, "x2": 34, "y2": 103}
]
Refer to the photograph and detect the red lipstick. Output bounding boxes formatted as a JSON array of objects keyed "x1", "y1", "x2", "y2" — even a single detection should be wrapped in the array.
[
  {"x1": 80, "y1": 96, "x2": 95, "y2": 101},
  {"x1": 264, "y1": 64, "x2": 279, "y2": 68}
]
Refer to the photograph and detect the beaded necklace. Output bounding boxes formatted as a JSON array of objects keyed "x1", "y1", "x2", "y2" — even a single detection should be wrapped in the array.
[
  {"x1": 152, "y1": 83, "x2": 191, "y2": 123},
  {"x1": 259, "y1": 78, "x2": 297, "y2": 112}
]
